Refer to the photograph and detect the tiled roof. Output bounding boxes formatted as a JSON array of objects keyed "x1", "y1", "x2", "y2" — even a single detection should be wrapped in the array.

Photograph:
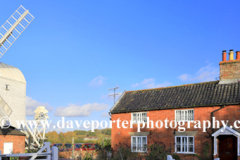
[
  {"x1": 0, "y1": 126, "x2": 25, "y2": 136},
  {"x1": 110, "y1": 81, "x2": 240, "y2": 114}
]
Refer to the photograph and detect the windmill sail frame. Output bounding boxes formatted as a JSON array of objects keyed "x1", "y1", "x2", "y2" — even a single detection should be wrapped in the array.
[
  {"x1": 0, "y1": 95, "x2": 12, "y2": 118},
  {"x1": 0, "y1": 5, "x2": 34, "y2": 58}
]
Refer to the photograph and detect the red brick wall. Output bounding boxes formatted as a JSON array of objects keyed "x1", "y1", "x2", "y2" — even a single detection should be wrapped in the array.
[
  {"x1": 219, "y1": 60, "x2": 240, "y2": 80},
  {"x1": 0, "y1": 135, "x2": 25, "y2": 154},
  {"x1": 111, "y1": 105, "x2": 240, "y2": 159}
]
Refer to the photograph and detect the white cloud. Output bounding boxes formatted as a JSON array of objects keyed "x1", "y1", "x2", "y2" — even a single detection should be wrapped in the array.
[
  {"x1": 101, "y1": 112, "x2": 110, "y2": 117},
  {"x1": 132, "y1": 78, "x2": 155, "y2": 87},
  {"x1": 89, "y1": 75, "x2": 107, "y2": 87},
  {"x1": 179, "y1": 74, "x2": 191, "y2": 81},
  {"x1": 54, "y1": 103, "x2": 109, "y2": 117},
  {"x1": 132, "y1": 78, "x2": 171, "y2": 89},
  {"x1": 26, "y1": 96, "x2": 53, "y2": 116},
  {"x1": 178, "y1": 63, "x2": 219, "y2": 82},
  {"x1": 145, "y1": 81, "x2": 171, "y2": 88}
]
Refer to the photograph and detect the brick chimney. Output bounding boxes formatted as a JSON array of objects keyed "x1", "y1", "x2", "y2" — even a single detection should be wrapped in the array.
[{"x1": 219, "y1": 49, "x2": 240, "y2": 84}]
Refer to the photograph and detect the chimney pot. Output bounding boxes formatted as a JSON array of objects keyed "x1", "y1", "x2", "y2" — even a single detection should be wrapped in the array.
[
  {"x1": 222, "y1": 50, "x2": 227, "y2": 61},
  {"x1": 236, "y1": 51, "x2": 240, "y2": 60},
  {"x1": 229, "y1": 49, "x2": 234, "y2": 60}
]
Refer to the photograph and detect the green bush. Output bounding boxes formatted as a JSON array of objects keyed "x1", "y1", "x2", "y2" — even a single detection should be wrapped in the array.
[
  {"x1": 203, "y1": 141, "x2": 210, "y2": 158},
  {"x1": 113, "y1": 146, "x2": 132, "y2": 160},
  {"x1": 145, "y1": 142, "x2": 172, "y2": 160},
  {"x1": 172, "y1": 153, "x2": 180, "y2": 160},
  {"x1": 82, "y1": 151, "x2": 94, "y2": 160},
  {"x1": 104, "y1": 139, "x2": 111, "y2": 150}
]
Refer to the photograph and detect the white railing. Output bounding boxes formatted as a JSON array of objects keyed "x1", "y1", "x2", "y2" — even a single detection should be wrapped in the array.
[{"x1": 0, "y1": 142, "x2": 58, "y2": 160}]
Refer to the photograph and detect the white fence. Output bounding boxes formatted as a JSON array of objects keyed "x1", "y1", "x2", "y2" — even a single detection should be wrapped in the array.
[
  {"x1": 0, "y1": 142, "x2": 58, "y2": 160},
  {"x1": 167, "y1": 155, "x2": 175, "y2": 160}
]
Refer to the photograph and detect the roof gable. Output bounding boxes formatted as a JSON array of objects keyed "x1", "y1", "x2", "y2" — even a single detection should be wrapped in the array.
[{"x1": 212, "y1": 126, "x2": 240, "y2": 137}]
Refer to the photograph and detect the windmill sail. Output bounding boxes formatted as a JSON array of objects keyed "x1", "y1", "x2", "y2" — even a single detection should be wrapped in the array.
[
  {"x1": 0, "y1": 95, "x2": 12, "y2": 117},
  {"x1": 0, "y1": 5, "x2": 34, "y2": 58}
]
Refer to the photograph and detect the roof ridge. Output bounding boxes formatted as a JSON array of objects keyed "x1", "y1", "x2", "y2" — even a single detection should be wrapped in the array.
[{"x1": 126, "y1": 80, "x2": 219, "y2": 93}]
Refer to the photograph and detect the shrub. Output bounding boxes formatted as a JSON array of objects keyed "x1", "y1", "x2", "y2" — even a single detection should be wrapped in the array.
[
  {"x1": 104, "y1": 139, "x2": 111, "y2": 151},
  {"x1": 113, "y1": 146, "x2": 132, "y2": 160},
  {"x1": 112, "y1": 143, "x2": 140, "y2": 160},
  {"x1": 202, "y1": 141, "x2": 210, "y2": 158},
  {"x1": 172, "y1": 153, "x2": 180, "y2": 160},
  {"x1": 145, "y1": 142, "x2": 172, "y2": 160},
  {"x1": 82, "y1": 151, "x2": 94, "y2": 160}
]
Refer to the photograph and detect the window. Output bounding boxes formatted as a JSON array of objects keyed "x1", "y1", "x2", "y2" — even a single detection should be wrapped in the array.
[
  {"x1": 131, "y1": 136, "x2": 147, "y2": 152},
  {"x1": 175, "y1": 109, "x2": 194, "y2": 121},
  {"x1": 5, "y1": 84, "x2": 9, "y2": 91},
  {"x1": 175, "y1": 136, "x2": 194, "y2": 153},
  {"x1": 132, "y1": 112, "x2": 147, "y2": 123}
]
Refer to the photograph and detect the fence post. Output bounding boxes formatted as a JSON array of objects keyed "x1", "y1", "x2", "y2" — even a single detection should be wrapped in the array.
[
  {"x1": 52, "y1": 146, "x2": 58, "y2": 160},
  {"x1": 167, "y1": 155, "x2": 172, "y2": 160},
  {"x1": 46, "y1": 142, "x2": 51, "y2": 160},
  {"x1": 72, "y1": 137, "x2": 74, "y2": 159}
]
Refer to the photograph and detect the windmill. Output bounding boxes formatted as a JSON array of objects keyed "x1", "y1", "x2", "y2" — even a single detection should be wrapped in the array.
[
  {"x1": 0, "y1": 5, "x2": 34, "y2": 119},
  {"x1": 22, "y1": 106, "x2": 49, "y2": 148},
  {"x1": 0, "y1": 5, "x2": 47, "y2": 148}
]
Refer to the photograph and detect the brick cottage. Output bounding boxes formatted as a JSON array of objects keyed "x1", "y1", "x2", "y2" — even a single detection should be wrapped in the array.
[
  {"x1": 110, "y1": 50, "x2": 240, "y2": 160},
  {"x1": 0, "y1": 126, "x2": 25, "y2": 154}
]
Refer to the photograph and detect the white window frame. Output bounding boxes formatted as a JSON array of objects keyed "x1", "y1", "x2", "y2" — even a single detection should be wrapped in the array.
[
  {"x1": 175, "y1": 136, "x2": 195, "y2": 154},
  {"x1": 175, "y1": 109, "x2": 194, "y2": 122},
  {"x1": 131, "y1": 112, "x2": 147, "y2": 124},
  {"x1": 131, "y1": 136, "x2": 147, "y2": 152}
]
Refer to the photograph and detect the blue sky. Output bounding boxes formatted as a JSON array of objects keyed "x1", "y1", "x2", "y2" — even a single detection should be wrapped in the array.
[{"x1": 1, "y1": 0, "x2": 240, "y2": 132}]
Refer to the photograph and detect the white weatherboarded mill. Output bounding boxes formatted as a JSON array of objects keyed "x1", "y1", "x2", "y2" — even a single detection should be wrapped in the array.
[{"x1": 0, "y1": 62, "x2": 26, "y2": 128}]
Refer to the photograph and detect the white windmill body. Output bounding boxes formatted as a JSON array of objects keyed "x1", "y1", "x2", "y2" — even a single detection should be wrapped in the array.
[{"x1": 0, "y1": 62, "x2": 26, "y2": 128}]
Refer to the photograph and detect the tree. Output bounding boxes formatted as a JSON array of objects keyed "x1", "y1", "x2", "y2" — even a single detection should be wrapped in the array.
[
  {"x1": 46, "y1": 131, "x2": 58, "y2": 143},
  {"x1": 94, "y1": 129, "x2": 102, "y2": 135},
  {"x1": 87, "y1": 132, "x2": 96, "y2": 137},
  {"x1": 101, "y1": 128, "x2": 111, "y2": 135},
  {"x1": 74, "y1": 130, "x2": 87, "y2": 135},
  {"x1": 59, "y1": 133, "x2": 64, "y2": 143},
  {"x1": 105, "y1": 129, "x2": 111, "y2": 135}
]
